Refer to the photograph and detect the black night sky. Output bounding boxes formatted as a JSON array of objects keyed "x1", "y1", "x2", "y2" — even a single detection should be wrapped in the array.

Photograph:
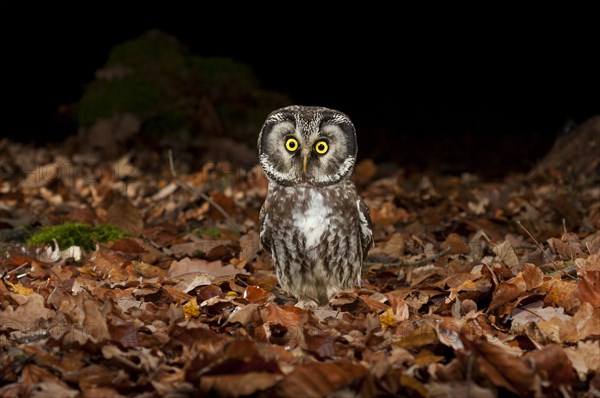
[{"x1": 2, "y1": 13, "x2": 598, "y2": 174}]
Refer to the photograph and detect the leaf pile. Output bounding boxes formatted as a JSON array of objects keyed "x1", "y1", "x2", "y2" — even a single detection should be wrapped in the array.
[{"x1": 1, "y1": 139, "x2": 599, "y2": 397}]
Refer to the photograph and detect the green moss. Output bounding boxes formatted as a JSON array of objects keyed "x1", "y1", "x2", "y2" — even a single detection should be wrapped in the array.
[
  {"x1": 77, "y1": 76, "x2": 163, "y2": 127},
  {"x1": 192, "y1": 227, "x2": 221, "y2": 238},
  {"x1": 27, "y1": 223, "x2": 129, "y2": 252},
  {"x1": 76, "y1": 29, "x2": 291, "y2": 143}
]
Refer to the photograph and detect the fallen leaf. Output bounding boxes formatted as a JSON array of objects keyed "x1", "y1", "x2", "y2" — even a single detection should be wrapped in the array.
[
  {"x1": 541, "y1": 275, "x2": 581, "y2": 314},
  {"x1": 82, "y1": 299, "x2": 110, "y2": 343},
  {"x1": 524, "y1": 344, "x2": 575, "y2": 390},
  {"x1": 562, "y1": 302, "x2": 600, "y2": 342},
  {"x1": 521, "y1": 263, "x2": 544, "y2": 290},
  {"x1": 5, "y1": 281, "x2": 34, "y2": 296},
  {"x1": 169, "y1": 240, "x2": 233, "y2": 257},
  {"x1": 183, "y1": 297, "x2": 200, "y2": 319},
  {"x1": 564, "y1": 341, "x2": 600, "y2": 381},
  {"x1": 489, "y1": 278, "x2": 525, "y2": 312},
  {"x1": 511, "y1": 301, "x2": 571, "y2": 331},
  {"x1": 228, "y1": 304, "x2": 260, "y2": 326},
  {"x1": 368, "y1": 232, "x2": 404, "y2": 260},
  {"x1": 105, "y1": 194, "x2": 144, "y2": 234},
  {"x1": 20, "y1": 163, "x2": 59, "y2": 189},
  {"x1": 277, "y1": 362, "x2": 367, "y2": 398},
  {"x1": 442, "y1": 233, "x2": 469, "y2": 255},
  {"x1": 200, "y1": 372, "x2": 282, "y2": 396},
  {"x1": 578, "y1": 255, "x2": 600, "y2": 307},
  {"x1": 379, "y1": 308, "x2": 396, "y2": 329},
  {"x1": 0, "y1": 293, "x2": 55, "y2": 331},
  {"x1": 243, "y1": 285, "x2": 271, "y2": 304},
  {"x1": 168, "y1": 258, "x2": 242, "y2": 279},
  {"x1": 239, "y1": 230, "x2": 260, "y2": 261},
  {"x1": 493, "y1": 240, "x2": 519, "y2": 268},
  {"x1": 460, "y1": 332, "x2": 534, "y2": 396}
]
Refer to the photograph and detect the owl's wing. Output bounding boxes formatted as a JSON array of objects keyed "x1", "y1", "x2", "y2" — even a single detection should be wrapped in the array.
[
  {"x1": 259, "y1": 200, "x2": 272, "y2": 253},
  {"x1": 357, "y1": 197, "x2": 374, "y2": 260}
]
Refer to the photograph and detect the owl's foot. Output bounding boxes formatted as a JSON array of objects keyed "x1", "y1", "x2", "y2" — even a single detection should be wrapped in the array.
[{"x1": 295, "y1": 299, "x2": 319, "y2": 310}]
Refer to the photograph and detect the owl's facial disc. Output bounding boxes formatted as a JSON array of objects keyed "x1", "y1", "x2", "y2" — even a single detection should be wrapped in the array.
[{"x1": 258, "y1": 106, "x2": 357, "y2": 186}]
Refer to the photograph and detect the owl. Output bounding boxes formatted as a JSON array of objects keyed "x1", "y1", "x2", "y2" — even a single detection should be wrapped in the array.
[{"x1": 258, "y1": 105, "x2": 373, "y2": 308}]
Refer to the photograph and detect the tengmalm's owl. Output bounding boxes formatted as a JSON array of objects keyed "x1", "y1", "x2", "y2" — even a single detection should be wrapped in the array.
[{"x1": 258, "y1": 105, "x2": 373, "y2": 308}]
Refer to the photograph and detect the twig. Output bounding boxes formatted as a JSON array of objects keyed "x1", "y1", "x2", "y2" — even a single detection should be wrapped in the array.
[
  {"x1": 3, "y1": 262, "x2": 29, "y2": 277},
  {"x1": 548, "y1": 264, "x2": 578, "y2": 278},
  {"x1": 166, "y1": 149, "x2": 237, "y2": 227},
  {"x1": 516, "y1": 220, "x2": 558, "y2": 267},
  {"x1": 365, "y1": 245, "x2": 452, "y2": 268}
]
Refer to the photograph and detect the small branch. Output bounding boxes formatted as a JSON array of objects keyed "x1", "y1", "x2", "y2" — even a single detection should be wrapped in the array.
[
  {"x1": 548, "y1": 264, "x2": 577, "y2": 278},
  {"x1": 365, "y1": 245, "x2": 452, "y2": 268},
  {"x1": 516, "y1": 220, "x2": 558, "y2": 267},
  {"x1": 2, "y1": 262, "x2": 29, "y2": 278},
  {"x1": 167, "y1": 149, "x2": 237, "y2": 227}
]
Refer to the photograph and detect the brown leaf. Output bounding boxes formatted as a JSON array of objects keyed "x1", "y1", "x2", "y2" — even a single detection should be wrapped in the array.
[
  {"x1": 239, "y1": 230, "x2": 260, "y2": 261},
  {"x1": 524, "y1": 344, "x2": 575, "y2": 389},
  {"x1": 370, "y1": 202, "x2": 408, "y2": 225},
  {"x1": 428, "y1": 382, "x2": 496, "y2": 398},
  {"x1": 0, "y1": 293, "x2": 55, "y2": 332},
  {"x1": 521, "y1": 263, "x2": 544, "y2": 290},
  {"x1": 368, "y1": 232, "x2": 404, "y2": 260},
  {"x1": 101, "y1": 344, "x2": 160, "y2": 372},
  {"x1": 105, "y1": 194, "x2": 144, "y2": 234},
  {"x1": 541, "y1": 275, "x2": 581, "y2": 314},
  {"x1": 169, "y1": 240, "x2": 233, "y2": 257},
  {"x1": 260, "y1": 302, "x2": 304, "y2": 328},
  {"x1": 243, "y1": 285, "x2": 271, "y2": 304},
  {"x1": 228, "y1": 303, "x2": 260, "y2": 326},
  {"x1": 492, "y1": 240, "x2": 519, "y2": 268},
  {"x1": 489, "y1": 277, "x2": 526, "y2": 312},
  {"x1": 209, "y1": 192, "x2": 237, "y2": 220},
  {"x1": 130, "y1": 260, "x2": 166, "y2": 278},
  {"x1": 83, "y1": 299, "x2": 110, "y2": 344},
  {"x1": 277, "y1": 362, "x2": 367, "y2": 398},
  {"x1": 20, "y1": 162, "x2": 59, "y2": 189},
  {"x1": 353, "y1": 158, "x2": 377, "y2": 184},
  {"x1": 110, "y1": 237, "x2": 147, "y2": 253},
  {"x1": 441, "y1": 233, "x2": 469, "y2": 255},
  {"x1": 168, "y1": 257, "x2": 247, "y2": 281},
  {"x1": 87, "y1": 248, "x2": 132, "y2": 282},
  {"x1": 562, "y1": 302, "x2": 600, "y2": 342},
  {"x1": 564, "y1": 341, "x2": 600, "y2": 381},
  {"x1": 549, "y1": 235, "x2": 585, "y2": 260},
  {"x1": 461, "y1": 332, "x2": 534, "y2": 396},
  {"x1": 511, "y1": 301, "x2": 571, "y2": 331},
  {"x1": 200, "y1": 372, "x2": 282, "y2": 397},
  {"x1": 579, "y1": 268, "x2": 600, "y2": 307}
]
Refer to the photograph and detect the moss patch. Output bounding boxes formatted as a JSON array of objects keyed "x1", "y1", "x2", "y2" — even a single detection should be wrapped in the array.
[
  {"x1": 27, "y1": 223, "x2": 129, "y2": 252},
  {"x1": 192, "y1": 227, "x2": 221, "y2": 239},
  {"x1": 76, "y1": 30, "x2": 291, "y2": 144}
]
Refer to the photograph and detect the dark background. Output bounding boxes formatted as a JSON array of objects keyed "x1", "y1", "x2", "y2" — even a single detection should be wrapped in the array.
[{"x1": 2, "y1": 14, "x2": 597, "y2": 175}]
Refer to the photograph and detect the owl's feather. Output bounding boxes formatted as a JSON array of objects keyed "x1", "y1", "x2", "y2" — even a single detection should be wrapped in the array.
[{"x1": 258, "y1": 105, "x2": 373, "y2": 307}]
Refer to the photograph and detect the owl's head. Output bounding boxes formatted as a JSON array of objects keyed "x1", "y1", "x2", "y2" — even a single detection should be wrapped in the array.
[{"x1": 258, "y1": 105, "x2": 357, "y2": 186}]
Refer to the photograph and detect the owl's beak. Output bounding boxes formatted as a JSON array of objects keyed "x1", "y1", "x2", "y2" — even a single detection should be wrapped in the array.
[{"x1": 303, "y1": 155, "x2": 308, "y2": 173}]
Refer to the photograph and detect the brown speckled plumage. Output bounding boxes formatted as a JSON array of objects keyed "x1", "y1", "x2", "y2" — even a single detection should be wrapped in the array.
[{"x1": 258, "y1": 106, "x2": 373, "y2": 307}]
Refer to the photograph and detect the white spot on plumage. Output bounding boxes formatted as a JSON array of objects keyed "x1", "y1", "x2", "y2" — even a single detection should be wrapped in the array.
[{"x1": 292, "y1": 189, "x2": 330, "y2": 251}]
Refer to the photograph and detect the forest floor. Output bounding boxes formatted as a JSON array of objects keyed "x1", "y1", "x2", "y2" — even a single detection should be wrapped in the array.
[{"x1": 0, "y1": 134, "x2": 598, "y2": 397}]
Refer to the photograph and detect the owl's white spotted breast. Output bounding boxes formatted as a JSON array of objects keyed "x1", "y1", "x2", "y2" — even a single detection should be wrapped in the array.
[{"x1": 291, "y1": 188, "x2": 331, "y2": 253}]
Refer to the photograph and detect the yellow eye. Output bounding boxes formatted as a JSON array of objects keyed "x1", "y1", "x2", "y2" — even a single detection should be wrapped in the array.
[
  {"x1": 315, "y1": 141, "x2": 328, "y2": 154},
  {"x1": 285, "y1": 138, "x2": 299, "y2": 152}
]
